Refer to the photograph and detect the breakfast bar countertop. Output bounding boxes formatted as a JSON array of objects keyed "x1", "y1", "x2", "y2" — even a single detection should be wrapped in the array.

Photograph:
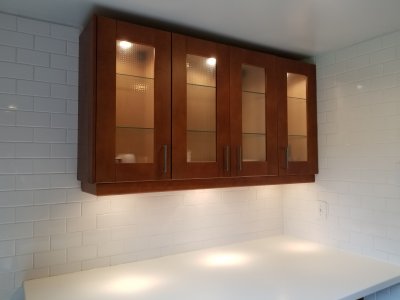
[{"x1": 24, "y1": 235, "x2": 400, "y2": 300}]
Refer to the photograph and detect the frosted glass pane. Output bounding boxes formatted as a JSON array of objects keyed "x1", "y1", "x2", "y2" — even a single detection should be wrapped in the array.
[
  {"x1": 187, "y1": 131, "x2": 216, "y2": 162},
  {"x1": 186, "y1": 55, "x2": 216, "y2": 87},
  {"x1": 115, "y1": 41, "x2": 155, "y2": 164},
  {"x1": 242, "y1": 64, "x2": 265, "y2": 93},
  {"x1": 187, "y1": 85, "x2": 216, "y2": 131},
  {"x1": 242, "y1": 134, "x2": 266, "y2": 161},
  {"x1": 116, "y1": 75, "x2": 154, "y2": 128},
  {"x1": 287, "y1": 97, "x2": 307, "y2": 136},
  {"x1": 287, "y1": 73, "x2": 308, "y2": 162},
  {"x1": 288, "y1": 135, "x2": 307, "y2": 162},
  {"x1": 116, "y1": 41, "x2": 155, "y2": 78},
  {"x1": 242, "y1": 92, "x2": 265, "y2": 134},
  {"x1": 116, "y1": 128, "x2": 154, "y2": 163},
  {"x1": 287, "y1": 73, "x2": 307, "y2": 99}
]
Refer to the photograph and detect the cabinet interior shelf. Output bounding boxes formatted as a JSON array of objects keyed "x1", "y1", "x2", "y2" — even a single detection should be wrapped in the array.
[
  {"x1": 116, "y1": 73, "x2": 154, "y2": 80},
  {"x1": 117, "y1": 126, "x2": 154, "y2": 130},
  {"x1": 288, "y1": 134, "x2": 307, "y2": 138},
  {"x1": 187, "y1": 129, "x2": 216, "y2": 133},
  {"x1": 242, "y1": 90, "x2": 265, "y2": 96},
  {"x1": 288, "y1": 96, "x2": 306, "y2": 101},
  {"x1": 242, "y1": 132, "x2": 266, "y2": 136},
  {"x1": 187, "y1": 83, "x2": 216, "y2": 89}
]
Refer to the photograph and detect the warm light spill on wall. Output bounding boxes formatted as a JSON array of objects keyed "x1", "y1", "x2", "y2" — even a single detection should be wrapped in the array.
[
  {"x1": 118, "y1": 40, "x2": 133, "y2": 50},
  {"x1": 105, "y1": 275, "x2": 159, "y2": 294},
  {"x1": 202, "y1": 252, "x2": 250, "y2": 267},
  {"x1": 206, "y1": 57, "x2": 217, "y2": 67}
]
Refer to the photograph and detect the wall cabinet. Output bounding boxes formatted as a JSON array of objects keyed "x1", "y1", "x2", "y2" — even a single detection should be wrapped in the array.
[{"x1": 78, "y1": 15, "x2": 317, "y2": 195}]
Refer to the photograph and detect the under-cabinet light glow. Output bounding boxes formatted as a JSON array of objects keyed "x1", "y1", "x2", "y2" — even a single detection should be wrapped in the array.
[
  {"x1": 206, "y1": 57, "x2": 217, "y2": 67},
  {"x1": 105, "y1": 276, "x2": 159, "y2": 294},
  {"x1": 202, "y1": 252, "x2": 250, "y2": 267},
  {"x1": 284, "y1": 241, "x2": 321, "y2": 253},
  {"x1": 118, "y1": 40, "x2": 133, "y2": 50},
  {"x1": 7, "y1": 105, "x2": 17, "y2": 110}
]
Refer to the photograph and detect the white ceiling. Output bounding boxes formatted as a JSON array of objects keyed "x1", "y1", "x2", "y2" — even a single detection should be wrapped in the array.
[{"x1": 1, "y1": 0, "x2": 400, "y2": 57}]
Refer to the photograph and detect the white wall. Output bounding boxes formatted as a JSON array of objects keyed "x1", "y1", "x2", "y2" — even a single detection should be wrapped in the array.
[
  {"x1": 0, "y1": 12, "x2": 283, "y2": 300},
  {"x1": 284, "y1": 31, "x2": 400, "y2": 299}
]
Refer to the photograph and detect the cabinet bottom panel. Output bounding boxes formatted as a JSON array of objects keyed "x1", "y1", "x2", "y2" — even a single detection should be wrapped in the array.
[{"x1": 81, "y1": 175, "x2": 315, "y2": 195}]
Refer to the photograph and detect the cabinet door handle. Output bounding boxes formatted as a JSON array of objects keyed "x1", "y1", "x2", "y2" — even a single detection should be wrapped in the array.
[
  {"x1": 285, "y1": 146, "x2": 289, "y2": 169},
  {"x1": 224, "y1": 146, "x2": 230, "y2": 172},
  {"x1": 238, "y1": 146, "x2": 242, "y2": 171},
  {"x1": 162, "y1": 144, "x2": 168, "y2": 174}
]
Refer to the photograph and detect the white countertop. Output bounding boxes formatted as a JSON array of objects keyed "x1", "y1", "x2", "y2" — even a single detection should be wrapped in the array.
[{"x1": 24, "y1": 235, "x2": 400, "y2": 300}]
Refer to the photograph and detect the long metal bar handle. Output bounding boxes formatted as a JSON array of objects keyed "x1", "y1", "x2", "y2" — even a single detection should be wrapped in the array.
[
  {"x1": 224, "y1": 146, "x2": 230, "y2": 172},
  {"x1": 238, "y1": 146, "x2": 242, "y2": 171},
  {"x1": 162, "y1": 144, "x2": 168, "y2": 174},
  {"x1": 285, "y1": 146, "x2": 289, "y2": 169}
]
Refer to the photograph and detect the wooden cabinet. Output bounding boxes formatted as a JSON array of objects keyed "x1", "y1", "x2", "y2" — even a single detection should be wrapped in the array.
[
  {"x1": 78, "y1": 16, "x2": 171, "y2": 185},
  {"x1": 172, "y1": 34, "x2": 230, "y2": 179},
  {"x1": 78, "y1": 15, "x2": 317, "y2": 195},
  {"x1": 229, "y1": 47, "x2": 278, "y2": 177}
]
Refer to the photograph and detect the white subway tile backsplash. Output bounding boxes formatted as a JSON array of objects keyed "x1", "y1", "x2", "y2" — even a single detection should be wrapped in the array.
[
  {"x1": 0, "y1": 110, "x2": 16, "y2": 126},
  {"x1": 32, "y1": 159, "x2": 65, "y2": 174},
  {"x1": 14, "y1": 267, "x2": 49, "y2": 287},
  {"x1": 0, "y1": 241, "x2": 15, "y2": 258},
  {"x1": 50, "y1": 54, "x2": 78, "y2": 71},
  {"x1": 370, "y1": 47, "x2": 396, "y2": 64},
  {"x1": 50, "y1": 24, "x2": 79, "y2": 42},
  {"x1": 34, "y1": 250, "x2": 65, "y2": 268},
  {"x1": 0, "y1": 13, "x2": 17, "y2": 31},
  {"x1": 82, "y1": 257, "x2": 110, "y2": 271},
  {"x1": 49, "y1": 261, "x2": 80, "y2": 276},
  {"x1": 15, "y1": 174, "x2": 50, "y2": 190},
  {"x1": 34, "y1": 97, "x2": 65, "y2": 113},
  {"x1": 16, "y1": 111, "x2": 50, "y2": 127},
  {"x1": 33, "y1": 219, "x2": 65, "y2": 237},
  {"x1": 67, "y1": 42, "x2": 78, "y2": 57},
  {"x1": 0, "y1": 62, "x2": 33, "y2": 80},
  {"x1": 0, "y1": 94, "x2": 33, "y2": 111},
  {"x1": 15, "y1": 237, "x2": 49, "y2": 255},
  {"x1": 66, "y1": 71, "x2": 78, "y2": 86},
  {"x1": 50, "y1": 83, "x2": 78, "y2": 99},
  {"x1": 34, "y1": 36, "x2": 66, "y2": 54},
  {"x1": 0, "y1": 78, "x2": 16, "y2": 94},
  {"x1": 0, "y1": 29, "x2": 33, "y2": 49},
  {"x1": 17, "y1": 49, "x2": 49, "y2": 67},
  {"x1": 34, "y1": 67, "x2": 66, "y2": 84},
  {"x1": 0, "y1": 127, "x2": 33, "y2": 142},
  {"x1": 50, "y1": 203, "x2": 80, "y2": 219},
  {"x1": 66, "y1": 216, "x2": 96, "y2": 233},
  {"x1": 50, "y1": 144, "x2": 76, "y2": 158},
  {"x1": 33, "y1": 128, "x2": 66, "y2": 143},
  {"x1": 0, "y1": 45, "x2": 17, "y2": 62},
  {"x1": 67, "y1": 245, "x2": 97, "y2": 262},
  {"x1": 0, "y1": 208, "x2": 15, "y2": 224},
  {"x1": 34, "y1": 189, "x2": 66, "y2": 205},
  {"x1": 16, "y1": 206, "x2": 49, "y2": 222},
  {"x1": 17, "y1": 80, "x2": 50, "y2": 97},
  {"x1": 0, "y1": 223, "x2": 32, "y2": 241},
  {"x1": 17, "y1": 18, "x2": 50, "y2": 36},
  {"x1": 50, "y1": 173, "x2": 79, "y2": 188},
  {"x1": 51, "y1": 232, "x2": 81, "y2": 250},
  {"x1": 0, "y1": 254, "x2": 33, "y2": 272}
]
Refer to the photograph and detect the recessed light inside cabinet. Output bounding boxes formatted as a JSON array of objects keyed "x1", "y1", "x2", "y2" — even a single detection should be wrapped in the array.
[
  {"x1": 118, "y1": 41, "x2": 133, "y2": 50},
  {"x1": 206, "y1": 57, "x2": 216, "y2": 67}
]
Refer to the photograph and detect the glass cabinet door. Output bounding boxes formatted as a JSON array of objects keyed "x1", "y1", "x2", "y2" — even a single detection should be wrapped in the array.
[
  {"x1": 230, "y1": 47, "x2": 278, "y2": 176},
  {"x1": 172, "y1": 34, "x2": 230, "y2": 179},
  {"x1": 95, "y1": 17, "x2": 171, "y2": 182},
  {"x1": 278, "y1": 58, "x2": 317, "y2": 175}
]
